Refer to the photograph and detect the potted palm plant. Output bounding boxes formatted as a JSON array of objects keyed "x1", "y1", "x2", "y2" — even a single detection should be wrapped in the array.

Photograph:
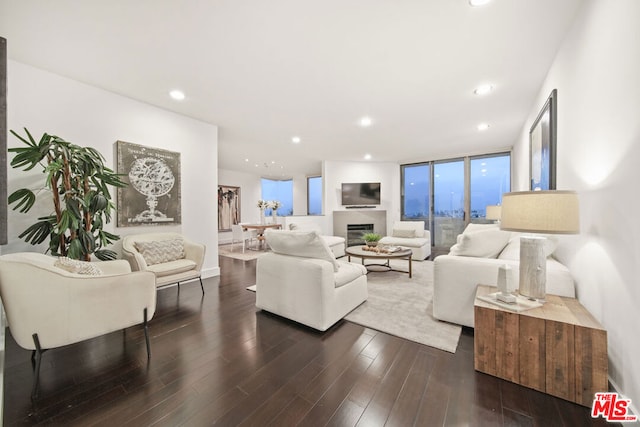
[{"x1": 7, "y1": 128, "x2": 126, "y2": 261}]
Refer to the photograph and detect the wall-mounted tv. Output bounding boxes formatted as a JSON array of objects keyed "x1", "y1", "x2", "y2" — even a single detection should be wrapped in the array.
[{"x1": 341, "y1": 182, "x2": 381, "y2": 206}]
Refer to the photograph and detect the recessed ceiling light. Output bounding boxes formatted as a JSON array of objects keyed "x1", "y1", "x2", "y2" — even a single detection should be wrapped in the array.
[
  {"x1": 477, "y1": 123, "x2": 490, "y2": 131},
  {"x1": 364, "y1": 153, "x2": 372, "y2": 160},
  {"x1": 292, "y1": 136, "x2": 301, "y2": 143},
  {"x1": 473, "y1": 84, "x2": 493, "y2": 95},
  {"x1": 359, "y1": 116, "x2": 373, "y2": 127},
  {"x1": 244, "y1": 158, "x2": 249, "y2": 162},
  {"x1": 469, "y1": 0, "x2": 491, "y2": 6},
  {"x1": 169, "y1": 90, "x2": 185, "y2": 101}
]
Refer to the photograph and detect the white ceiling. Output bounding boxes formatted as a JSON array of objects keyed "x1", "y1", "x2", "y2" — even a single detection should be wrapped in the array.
[{"x1": 0, "y1": 0, "x2": 583, "y2": 178}]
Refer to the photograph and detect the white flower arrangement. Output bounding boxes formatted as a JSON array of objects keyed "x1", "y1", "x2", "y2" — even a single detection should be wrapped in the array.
[
  {"x1": 268, "y1": 200, "x2": 282, "y2": 210},
  {"x1": 257, "y1": 199, "x2": 268, "y2": 209}
]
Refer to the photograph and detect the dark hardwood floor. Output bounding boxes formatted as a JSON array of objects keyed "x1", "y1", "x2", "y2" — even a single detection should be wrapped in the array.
[{"x1": 3, "y1": 255, "x2": 612, "y2": 426}]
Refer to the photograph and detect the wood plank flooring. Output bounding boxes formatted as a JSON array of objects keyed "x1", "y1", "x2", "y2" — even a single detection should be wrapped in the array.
[{"x1": 2, "y1": 255, "x2": 614, "y2": 426}]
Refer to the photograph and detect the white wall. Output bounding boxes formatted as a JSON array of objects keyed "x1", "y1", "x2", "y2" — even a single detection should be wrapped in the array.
[
  {"x1": 323, "y1": 160, "x2": 401, "y2": 233},
  {"x1": 3, "y1": 61, "x2": 220, "y2": 278},
  {"x1": 292, "y1": 174, "x2": 308, "y2": 215},
  {"x1": 513, "y1": 0, "x2": 640, "y2": 406}
]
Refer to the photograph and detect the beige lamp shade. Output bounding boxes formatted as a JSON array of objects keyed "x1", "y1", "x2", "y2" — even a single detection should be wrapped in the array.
[
  {"x1": 500, "y1": 190, "x2": 580, "y2": 234},
  {"x1": 485, "y1": 205, "x2": 502, "y2": 221}
]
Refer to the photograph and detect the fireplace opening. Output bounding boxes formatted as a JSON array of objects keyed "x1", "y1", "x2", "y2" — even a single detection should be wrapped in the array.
[{"x1": 347, "y1": 223, "x2": 374, "y2": 247}]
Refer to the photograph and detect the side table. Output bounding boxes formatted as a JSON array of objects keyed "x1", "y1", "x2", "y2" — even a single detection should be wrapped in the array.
[{"x1": 474, "y1": 285, "x2": 608, "y2": 407}]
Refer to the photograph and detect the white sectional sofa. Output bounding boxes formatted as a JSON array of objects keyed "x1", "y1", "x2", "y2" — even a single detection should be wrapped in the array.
[
  {"x1": 256, "y1": 229, "x2": 367, "y2": 331},
  {"x1": 433, "y1": 224, "x2": 576, "y2": 328},
  {"x1": 379, "y1": 221, "x2": 431, "y2": 261}
]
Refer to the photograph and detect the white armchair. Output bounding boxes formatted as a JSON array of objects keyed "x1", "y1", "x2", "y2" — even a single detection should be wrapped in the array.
[
  {"x1": 379, "y1": 221, "x2": 431, "y2": 260},
  {"x1": 122, "y1": 232, "x2": 206, "y2": 293},
  {"x1": 256, "y1": 230, "x2": 367, "y2": 331},
  {"x1": 0, "y1": 252, "x2": 156, "y2": 398}
]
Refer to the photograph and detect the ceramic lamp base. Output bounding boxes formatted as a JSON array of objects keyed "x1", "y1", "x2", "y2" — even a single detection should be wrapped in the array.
[{"x1": 518, "y1": 236, "x2": 546, "y2": 301}]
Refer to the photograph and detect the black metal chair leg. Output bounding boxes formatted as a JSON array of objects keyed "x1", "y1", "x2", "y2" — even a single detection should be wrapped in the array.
[
  {"x1": 31, "y1": 333, "x2": 44, "y2": 400},
  {"x1": 177, "y1": 282, "x2": 180, "y2": 294},
  {"x1": 199, "y1": 277, "x2": 205, "y2": 294},
  {"x1": 143, "y1": 308, "x2": 151, "y2": 359}
]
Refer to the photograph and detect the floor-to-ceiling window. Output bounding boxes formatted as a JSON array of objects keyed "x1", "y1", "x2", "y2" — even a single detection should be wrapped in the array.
[
  {"x1": 470, "y1": 154, "x2": 511, "y2": 221},
  {"x1": 401, "y1": 164, "x2": 430, "y2": 222},
  {"x1": 433, "y1": 159, "x2": 465, "y2": 247},
  {"x1": 261, "y1": 178, "x2": 293, "y2": 215},
  {"x1": 400, "y1": 151, "x2": 511, "y2": 249},
  {"x1": 307, "y1": 176, "x2": 322, "y2": 215}
]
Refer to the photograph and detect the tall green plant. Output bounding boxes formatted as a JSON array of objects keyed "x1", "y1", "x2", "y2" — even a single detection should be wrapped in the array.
[{"x1": 7, "y1": 128, "x2": 126, "y2": 261}]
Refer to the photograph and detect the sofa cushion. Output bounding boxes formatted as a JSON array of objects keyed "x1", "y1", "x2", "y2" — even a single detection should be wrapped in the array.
[
  {"x1": 379, "y1": 236, "x2": 429, "y2": 248},
  {"x1": 334, "y1": 261, "x2": 367, "y2": 288},
  {"x1": 322, "y1": 235, "x2": 345, "y2": 247},
  {"x1": 392, "y1": 228, "x2": 416, "y2": 238},
  {"x1": 449, "y1": 228, "x2": 511, "y2": 258},
  {"x1": 498, "y1": 234, "x2": 559, "y2": 261},
  {"x1": 134, "y1": 238, "x2": 185, "y2": 265},
  {"x1": 54, "y1": 257, "x2": 103, "y2": 276},
  {"x1": 462, "y1": 223, "x2": 499, "y2": 234},
  {"x1": 390, "y1": 221, "x2": 425, "y2": 238},
  {"x1": 145, "y1": 259, "x2": 197, "y2": 277},
  {"x1": 289, "y1": 222, "x2": 322, "y2": 234},
  {"x1": 265, "y1": 229, "x2": 339, "y2": 272}
]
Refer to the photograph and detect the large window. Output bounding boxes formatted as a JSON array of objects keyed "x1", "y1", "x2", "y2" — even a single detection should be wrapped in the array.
[
  {"x1": 470, "y1": 154, "x2": 511, "y2": 220},
  {"x1": 261, "y1": 178, "x2": 293, "y2": 215},
  {"x1": 307, "y1": 176, "x2": 322, "y2": 215},
  {"x1": 402, "y1": 164, "x2": 430, "y2": 221},
  {"x1": 401, "y1": 151, "x2": 511, "y2": 248}
]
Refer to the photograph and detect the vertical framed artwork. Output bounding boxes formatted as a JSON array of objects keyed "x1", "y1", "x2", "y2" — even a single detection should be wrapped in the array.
[
  {"x1": 116, "y1": 141, "x2": 181, "y2": 226},
  {"x1": 529, "y1": 89, "x2": 557, "y2": 190},
  {"x1": 218, "y1": 185, "x2": 240, "y2": 231}
]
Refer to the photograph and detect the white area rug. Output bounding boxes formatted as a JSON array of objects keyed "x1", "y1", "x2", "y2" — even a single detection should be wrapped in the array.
[
  {"x1": 219, "y1": 244, "x2": 268, "y2": 261},
  {"x1": 345, "y1": 260, "x2": 461, "y2": 353}
]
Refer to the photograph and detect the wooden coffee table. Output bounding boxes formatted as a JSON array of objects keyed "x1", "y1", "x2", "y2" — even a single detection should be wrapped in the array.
[{"x1": 345, "y1": 246, "x2": 413, "y2": 278}]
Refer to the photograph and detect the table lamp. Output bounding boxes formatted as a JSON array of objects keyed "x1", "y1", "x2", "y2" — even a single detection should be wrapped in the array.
[
  {"x1": 499, "y1": 190, "x2": 579, "y2": 301},
  {"x1": 485, "y1": 205, "x2": 502, "y2": 223}
]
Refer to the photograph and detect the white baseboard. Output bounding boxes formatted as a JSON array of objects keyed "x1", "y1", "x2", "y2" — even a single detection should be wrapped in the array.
[
  {"x1": 202, "y1": 267, "x2": 220, "y2": 278},
  {"x1": 608, "y1": 376, "x2": 639, "y2": 420}
]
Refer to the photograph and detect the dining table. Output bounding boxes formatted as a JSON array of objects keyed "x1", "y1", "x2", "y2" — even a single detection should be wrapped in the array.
[{"x1": 242, "y1": 223, "x2": 282, "y2": 250}]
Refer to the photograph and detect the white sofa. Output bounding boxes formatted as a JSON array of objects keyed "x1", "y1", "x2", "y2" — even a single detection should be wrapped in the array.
[
  {"x1": 288, "y1": 222, "x2": 346, "y2": 258},
  {"x1": 256, "y1": 229, "x2": 367, "y2": 331},
  {"x1": 379, "y1": 221, "x2": 431, "y2": 260},
  {"x1": 122, "y1": 232, "x2": 206, "y2": 292},
  {"x1": 433, "y1": 224, "x2": 576, "y2": 328}
]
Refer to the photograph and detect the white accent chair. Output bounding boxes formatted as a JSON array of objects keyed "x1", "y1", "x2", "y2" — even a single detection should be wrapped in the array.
[
  {"x1": 122, "y1": 232, "x2": 206, "y2": 293},
  {"x1": 256, "y1": 230, "x2": 367, "y2": 331},
  {"x1": 379, "y1": 221, "x2": 431, "y2": 260},
  {"x1": 0, "y1": 252, "x2": 156, "y2": 398},
  {"x1": 231, "y1": 224, "x2": 254, "y2": 252}
]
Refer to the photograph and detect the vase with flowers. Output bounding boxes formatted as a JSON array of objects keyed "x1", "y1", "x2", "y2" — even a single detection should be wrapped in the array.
[
  {"x1": 257, "y1": 199, "x2": 268, "y2": 224},
  {"x1": 269, "y1": 200, "x2": 281, "y2": 221}
]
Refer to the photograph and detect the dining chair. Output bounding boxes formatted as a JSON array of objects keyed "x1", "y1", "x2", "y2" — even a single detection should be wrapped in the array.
[{"x1": 231, "y1": 224, "x2": 253, "y2": 252}]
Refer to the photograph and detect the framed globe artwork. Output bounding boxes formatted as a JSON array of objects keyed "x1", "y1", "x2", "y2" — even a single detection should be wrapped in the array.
[{"x1": 116, "y1": 140, "x2": 181, "y2": 226}]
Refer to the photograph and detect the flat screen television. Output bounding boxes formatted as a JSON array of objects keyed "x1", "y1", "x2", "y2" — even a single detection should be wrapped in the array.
[{"x1": 341, "y1": 182, "x2": 381, "y2": 206}]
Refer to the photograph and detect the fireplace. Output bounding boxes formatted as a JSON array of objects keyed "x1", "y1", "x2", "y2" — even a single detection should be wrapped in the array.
[{"x1": 347, "y1": 224, "x2": 374, "y2": 247}]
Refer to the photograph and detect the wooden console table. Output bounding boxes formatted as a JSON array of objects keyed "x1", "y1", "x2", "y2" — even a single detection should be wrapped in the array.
[{"x1": 474, "y1": 285, "x2": 608, "y2": 407}]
